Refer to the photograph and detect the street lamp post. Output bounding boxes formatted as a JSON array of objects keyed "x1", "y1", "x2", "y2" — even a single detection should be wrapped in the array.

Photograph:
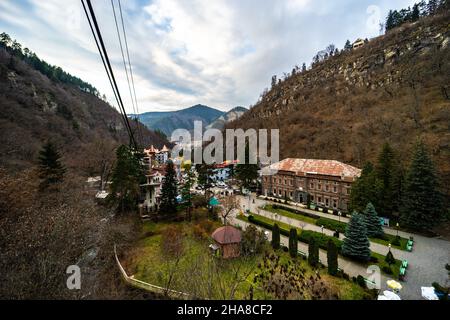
[
  {"x1": 396, "y1": 223, "x2": 400, "y2": 237},
  {"x1": 321, "y1": 225, "x2": 324, "y2": 235},
  {"x1": 338, "y1": 211, "x2": 342, "y2": 223}
]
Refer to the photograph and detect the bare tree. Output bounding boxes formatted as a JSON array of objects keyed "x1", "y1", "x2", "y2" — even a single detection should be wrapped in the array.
[{"x1": 219, "y1": 195, "x2": 240, "y2": 225}]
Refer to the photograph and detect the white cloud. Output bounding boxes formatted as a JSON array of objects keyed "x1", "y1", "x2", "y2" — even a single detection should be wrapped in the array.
[{"x1": 0, "y1": 0, "x2": 419, "y2": 113}]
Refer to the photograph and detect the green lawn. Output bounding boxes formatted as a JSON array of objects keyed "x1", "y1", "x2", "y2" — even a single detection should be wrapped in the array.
[
  {"x1": 124, "y1": 219, "x2": 369, "y2": 300},
  {"x1": 240, "y1": 213, "x2": 403, "y2": 279},
  {"x1": 261, "y1": 205, "x2": 317, "y2": 224},
  {"x1": 261, "y1": 205, "x2": 409, "y2": 251}
]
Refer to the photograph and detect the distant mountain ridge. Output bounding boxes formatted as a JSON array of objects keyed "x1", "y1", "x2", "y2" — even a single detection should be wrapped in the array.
[
  {"x1": 205, "y1": 106, "x2": 247, "y2": 130},
  {"x1": 136, "y1": 104, "x2": 241, "y2": 136}
]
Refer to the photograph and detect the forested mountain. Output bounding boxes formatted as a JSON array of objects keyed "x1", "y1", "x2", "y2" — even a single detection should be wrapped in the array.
[
  {"x1": 136, "y1": 104, "x2": 223, "y2": 136},
  {"x1": 0, "y1": 35, "x2": 168, "y2": 173},
  {"x1": 227, "y1": 9, "x2": 450, "y2": 191}
]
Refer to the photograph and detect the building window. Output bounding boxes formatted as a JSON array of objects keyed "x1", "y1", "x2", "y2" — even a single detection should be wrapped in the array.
[
  {"x1": 325, "y1": 185, "x2": 329, "y2": 192},
  {"x1": 318, "y1": 196, "x2": 322, "y2": 203},
  {"x1": 311, "y1": 195, "x2": 315, "y2": 201},
  {"x1": 290, "y1": 191, "x2": 293, "y2": 198},
  {"x1": 325, "y1": 198, "x2": 329, "y2": 206},
  {"x1": 310, "y1": 183, "x2": 314, "y2": 189},
  {"x1": 318, "y1": 184, "x2": 322, "y2": 190},
  {"x1": 333, "y1": 199, "x2": 338, "y2": 208},
  {"x1": 273, "y1": 188, "x2": 276, "y2": 194},
  {"x1": 333, "y1": 186, "x2": 337, "y2": 193}
]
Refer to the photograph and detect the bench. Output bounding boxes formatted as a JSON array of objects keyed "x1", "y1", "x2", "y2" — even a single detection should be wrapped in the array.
[
  {"x1": 402, "y1": 260, "x2": 408, "y2": 269},
  {"x1": 297, "y1": 250, "x2": 307, "y2": 258},
  {"x1": 399, "y1": 267, "x2": 406, "y2": 281}
]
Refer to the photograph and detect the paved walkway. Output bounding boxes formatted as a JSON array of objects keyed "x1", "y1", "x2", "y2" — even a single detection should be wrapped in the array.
[
  {"x1": 237, "y1": 194, "x2": 450, "y2": 300},
  {"x1": 256, "y1": 196, "x2": 415, "y2": 238}
]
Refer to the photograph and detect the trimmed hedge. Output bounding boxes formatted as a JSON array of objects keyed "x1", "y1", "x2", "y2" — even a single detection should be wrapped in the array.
[
  {"x1": 299, "y1": 230, "x2": 343, "y2": 252},
  {"x1": 248, "y1": 215, "x2": 290, "y2": 237},
  {"x1": 248, "y1": 214, "x2": 343, "y2": 252},
  {"x1": 315, "y1": 217, "x2": 347, "y2": 234}
]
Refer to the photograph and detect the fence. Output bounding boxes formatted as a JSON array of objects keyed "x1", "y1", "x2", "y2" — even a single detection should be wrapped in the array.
[{"x1": 114, "y1": 244, "x2": 191, "y2": 300}]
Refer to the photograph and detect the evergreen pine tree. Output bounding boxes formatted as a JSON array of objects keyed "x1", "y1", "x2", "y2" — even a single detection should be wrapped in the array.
[
  {"x1": 308, "y1": 237, "x2": 320, "y2": 267},
  {"x1": 411, "y1": 3, "x2": 421, "y2": 21},
  {"x1": 181, "y1": 162, "x2": 195, "y2": 221},
  {"x1": 375, "y1": 143, "x2": 402, "y2": 217},
  {"x1": 288, "y1": 228, "x2": 298, "y2": 258},
  {"x1": 272, "y1": 224, "x2": 280, "y2": 250},
  {"x1": 109, "y1": 145, "x2": 143, "y2": 212},
  {"x1": 427, "y1": 0, "x2": 439, "y2": 14},
  {"x1": 342, "y1": 213, "x2": 371, "y2": 262},
  {"x1": 301, "y1": 63, "x2": 307, "y2": 72},
  {"x1": 385, "y1": 250, "x2": 396, "y2": 266},
  {"x1": 385, "y1": 10, "x2": 395, "y2": 31},
  {"x1": 400, "y1": 142, "x2": 443, "y2": 231},
  {"x1": 327, "y1": 239, "x2": 339, "y2": 276},
  {"x1": 159, "y1": 160, "x2": 178, "y2": 215},
  {"x1": 38, "y1": 141, "x2": 66, "y2": 190},
  {"x1": 235, "y1": 143, "x2": 258, "y2": 191},
  {"x1": 349, "y1": 162, "x2": 382, "y2": 213},
  {"x1": 362, "y1": 202, "x2": 384, "y2": 238},
  {"x1": 344, "y1": 40, "x2": 352, "y2": 51}
]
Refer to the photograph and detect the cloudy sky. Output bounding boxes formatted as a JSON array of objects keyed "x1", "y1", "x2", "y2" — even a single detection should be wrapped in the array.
[{"x1": 0, "y1": 0, "x2": 417, "y2": 113}]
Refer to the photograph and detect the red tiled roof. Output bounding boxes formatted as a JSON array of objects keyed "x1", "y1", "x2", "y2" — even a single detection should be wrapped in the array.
[
  {"x1": 268, "y1": 158, "x2": 361, "y2": 180},
  {"x1": 212, "y1": 226, "x2": 242, "y2": 244}
]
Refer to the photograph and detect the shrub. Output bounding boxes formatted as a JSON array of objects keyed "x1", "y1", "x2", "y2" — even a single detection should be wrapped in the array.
[
  {"x1": 382, "y1": 266, "x2": 393, "y2": 275},
  {"x1": 392, "y1": 236, "x2": 401, "y2": 246},
  {"x1": 308, "y1": 237, "x2": 319, "y2": 267},
  {"x1": 192, "y1": 224, "x2": 208, "y2": 240},
  {"x1": 316, "y1": 217, "x2": 347, "y2": 234},
  {"x1": 342, "y1": 273, "x2": 350, "y2": 280},
  {"x1": 199, "y1": 219, "x2": 214, "y2": 233},
  {"x1": 299, "y1": 230, "x2": 342, "y2": 252},
  {"x1": 333, "y1": 231, "x2": 340, "y2": 238},
  {"x1": 271, "y1": 204, "x2": 320, "y2": 220},
  {"x1": 369, "y1": 256, "x2": 379, "y2": 263},
  {"x1": 289, "y1": 228, "x2": 298, "y2": 258},
  {"x1": 272, "y1": 223, "x2": 281, "y2": 250},
  {"x1": 385, "y1": 250, "x2": 396, "y2": 266},
  {"x1": 356, "y1": 275, "x2": 367, "y2": 288},
  {"x1": 327, "y1": 239, "x2": 338, "y2": 276}
]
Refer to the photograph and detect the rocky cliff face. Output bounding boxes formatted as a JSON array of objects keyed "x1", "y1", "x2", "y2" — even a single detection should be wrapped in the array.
[
  {"x1": 228, "y1": 13, "x2": 450, "y2": 188},
  {"x1": 206, "y1": 106, "x2": 247, "y2": 130}
]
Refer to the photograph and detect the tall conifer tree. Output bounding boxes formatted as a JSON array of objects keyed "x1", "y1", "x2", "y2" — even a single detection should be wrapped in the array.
[{"x1": 400, "y1": 142, "x2": 443, "y2": 231}]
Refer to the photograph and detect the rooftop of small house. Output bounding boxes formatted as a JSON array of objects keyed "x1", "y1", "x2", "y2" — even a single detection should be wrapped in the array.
[{"x1": 212, "y1": 226, "x2": 242, "y2": 245}]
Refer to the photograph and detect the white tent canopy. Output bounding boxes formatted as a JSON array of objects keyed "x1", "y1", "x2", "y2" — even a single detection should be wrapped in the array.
[{"x1": 421, "y1": 287, "x2": 439, "y2": 300}]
